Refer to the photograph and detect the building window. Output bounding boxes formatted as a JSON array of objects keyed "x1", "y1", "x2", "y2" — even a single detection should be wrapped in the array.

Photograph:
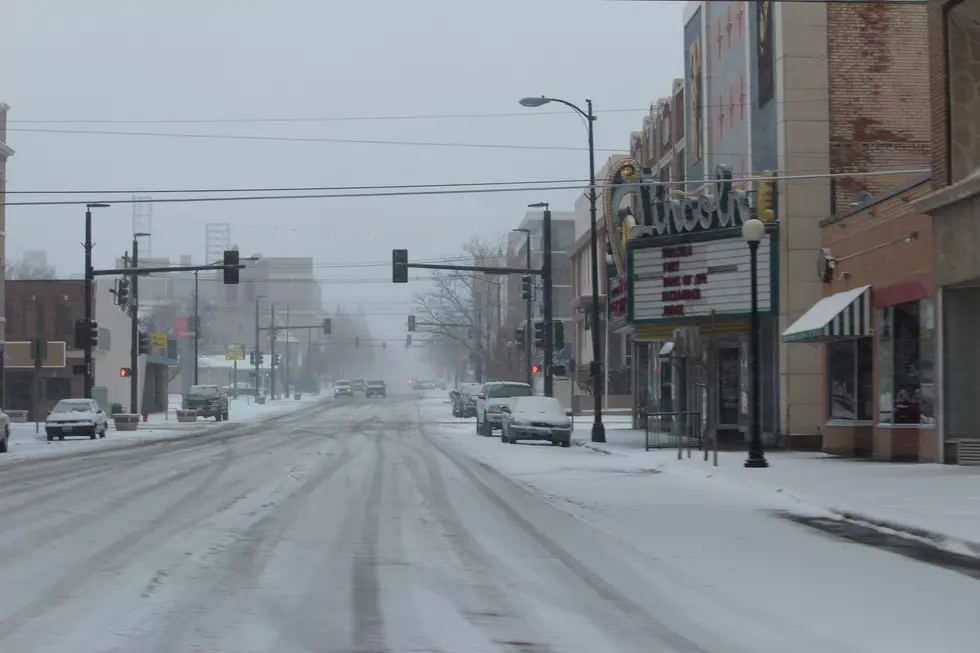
[
  {"x1": 5, "y1": 302, "x2": 15, "y2": 338},
  {"x1": 877, "y1": 300, "x2": 936, "y2": 425},
  {"x1": 23, "y1": 300, "x2": 43, "y2": 338},
  {"x1": 827, "y1": 339, "x2": 873, "y2": 421},
  {"x1": 55, "y1": 301, "x2": 77, "y2": 344}
]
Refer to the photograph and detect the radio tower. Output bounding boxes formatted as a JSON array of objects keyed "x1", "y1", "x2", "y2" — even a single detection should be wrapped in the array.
[
  {"x1": 205, "y1": 222, "x2": 232, "y2": 264},
  {"x1": 132, "y1": 196, "x2": 153, "y2": 257}
]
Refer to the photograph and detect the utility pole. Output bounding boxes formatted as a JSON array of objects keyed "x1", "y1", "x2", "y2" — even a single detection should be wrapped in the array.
[
  {"x1": 83, "y1": 203, "x2": 109, "y2": 399},
  {"x1": 193, "y1": 270, "x2": 200, "y2": 385},
  {"x1": 269, "y1": 303, "x2": 277, "y2": 399},
  {"x1": 254, "y1": 296, "x2": 263, "y2": 394},
  {"x1": 285, "y1": 305, "x2": 290, "y2": 396},
  {"x1": 130, "y1": 236, "x2": 140, "y2": 414}
]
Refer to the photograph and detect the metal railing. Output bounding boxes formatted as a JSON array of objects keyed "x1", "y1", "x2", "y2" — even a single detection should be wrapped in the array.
[{"x1": 643, "y1": 410, "x2": 703, "y2": 453}]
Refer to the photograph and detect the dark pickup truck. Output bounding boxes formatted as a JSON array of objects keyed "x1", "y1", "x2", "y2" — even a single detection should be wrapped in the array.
[{"x1": 182, "y1": 384, "x2": 230, "y2": 421}]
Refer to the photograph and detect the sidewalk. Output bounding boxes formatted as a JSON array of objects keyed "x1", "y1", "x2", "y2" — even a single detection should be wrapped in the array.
[
  {"x1": 4, "y1": 392, "x2": 323, "y2": 462},
  {"x1": 573, "y1": 424, "x2": 980, "y2": 558}
]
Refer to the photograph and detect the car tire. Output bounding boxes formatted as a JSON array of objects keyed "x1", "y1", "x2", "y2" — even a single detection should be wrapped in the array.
[
  {"x1": 500, "y1": 426, "x2": 508, "y2": 443},
  {"x1": 89, "y1": 429, "x2": 97, "y2": 440},
  {"x1": 46, "y1": 433, "x2": 53, "y2": 442},
  {"x1": 100, "y1": 425, "x2": 107, "y2": 439},
  {"x1": 0, "y1": 428, "x2": 8, "y2": 453}
]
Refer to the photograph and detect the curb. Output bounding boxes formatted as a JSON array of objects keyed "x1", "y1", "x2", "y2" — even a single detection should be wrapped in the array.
[
  {"x1": 825, "y1": 508, "x2": 980, "y2": 559},
  {"x1": 572, "y1": 437, "x2": 615, "y2": 456}
]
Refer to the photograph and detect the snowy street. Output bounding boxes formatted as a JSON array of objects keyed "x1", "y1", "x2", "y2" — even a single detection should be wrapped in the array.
[{"x1": 0, "y1": 393, "x2": 976, "y2": 652}]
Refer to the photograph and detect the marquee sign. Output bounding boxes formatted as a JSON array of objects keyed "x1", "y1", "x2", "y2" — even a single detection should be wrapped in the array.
[
  {"x1": 603, "y1": 160, "x2": 757, "y2": 278},
  {"x1": 631, "y1": 237, "x2": 772, "y2": 321}
]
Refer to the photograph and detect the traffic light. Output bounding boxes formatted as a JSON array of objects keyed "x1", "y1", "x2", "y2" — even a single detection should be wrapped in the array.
[
  {"x1": 521, "y1": 275, "x2": 532, "y2": 300},
  {"x1": 323, "y1": 318, "x2": 332, "y2": 335},
  {"x1": 120, "y1": 367, "x2": 132, "y2": 377},
  {"x1": 223, "y1": 249, "x2": 240, "y2": 284},
  {"x1": 74, "y1": 319, "x2": 90, "y2": 348},
  {"x1": 407, "y1": 315, "x2": 416, "y2": 332},
  {"x1": 354, "y1": 337, "x2": 361, "y2": 348},
  {"x1": 249, "y1": 351, "x2": 257, "y2": 365},
  {"x1": 392, "y1": 249, "x2": 408, "y2": 283},
  {"x1": 756, "y1": 170, "x2": 774, "y2": 222},
  {"x1": 533, "y1": 321, "x2": 546, "y2": 348},
  {"x1": 532, "y1": 364, "x2": 541, "y2": 374},
  {"x1": 116, "y1": 278, "x2": 130, "y2": 306},
  {"x1": 90, "y1": 320, "x2": 100, "y2": 349},
  {"x1": 553, "y1": 321, "x2": 565, "y2": 350},
  {"x1": 405, "y1": 334, "x2": 412, "y2": 348},
  {"x1": 515, "y1": 326, "x2": 526, "y2": 349},
  {"x1": 137, "y1": 331, "x2": 149, "y2": 355}
]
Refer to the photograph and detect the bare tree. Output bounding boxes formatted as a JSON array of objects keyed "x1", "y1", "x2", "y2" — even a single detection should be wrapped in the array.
[
  {"x1": 411, "y1": 235, "x2": 508, "y2": 380},
  {"x1": 6, "y1": 259, "x2": 57, "y2": 280}
]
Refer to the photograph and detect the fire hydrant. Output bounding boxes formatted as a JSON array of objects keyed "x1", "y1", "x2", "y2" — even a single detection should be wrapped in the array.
[{"x1": 142, "y1": 410, "x2": 149, "y2": 423}]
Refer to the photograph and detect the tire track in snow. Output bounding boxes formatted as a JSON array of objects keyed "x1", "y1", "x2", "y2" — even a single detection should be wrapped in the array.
[{"x1": 351, "y1": 431, "x2": 388, "y2": 653}]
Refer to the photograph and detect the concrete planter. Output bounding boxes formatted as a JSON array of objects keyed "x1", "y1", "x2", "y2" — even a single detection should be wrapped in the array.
[
  {"x1": 114, "y1": 414, "x2": 140, "y2": 431},
  {"x1": 176, "y1": 409, "x2": 198, "y2": 423},
  {"x1": 256, "y1": 396, "x2": 267, "y2": 405},
  {"x1": 293, "y1": 393, "x2": 301, "y2": 400}
]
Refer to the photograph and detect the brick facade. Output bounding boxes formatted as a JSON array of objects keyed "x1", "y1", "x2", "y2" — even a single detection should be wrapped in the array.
[
  {"x1": 4, "y1": 281, "x2": 86, "y2": 418},
  {"x1": 827, "y1": 1, "x2": 931, "y2": 214}
]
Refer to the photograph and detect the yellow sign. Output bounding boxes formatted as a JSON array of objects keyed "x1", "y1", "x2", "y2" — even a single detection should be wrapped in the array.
[
  {"x1": 224, "y1": 345, "x2": 244, "y2": 361},
  {"x1": 4, "y1": 341, "x2": 67, "y2": 368},
  {"x1": 151, "y1": 332, "x2": 168, "y2": 348}
]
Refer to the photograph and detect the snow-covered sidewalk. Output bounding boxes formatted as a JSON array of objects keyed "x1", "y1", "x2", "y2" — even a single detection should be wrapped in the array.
[
  {"x1": 3, "y1": 392, "x2": 325, "y2": 462},
  {"x1": 572, "y1": 424, "x2": 980, "y2": 557}
]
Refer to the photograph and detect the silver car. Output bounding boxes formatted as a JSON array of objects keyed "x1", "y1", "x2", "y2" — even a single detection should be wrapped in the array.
[{"x1": 501, "y1": 396, "x2": 573, "y2": 447}]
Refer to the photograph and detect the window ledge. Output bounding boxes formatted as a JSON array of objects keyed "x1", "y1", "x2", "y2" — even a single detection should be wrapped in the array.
[
  {"x1": 875, "y1": 423, "x2": 937, "y2": 430},
  {"x1": 825, "y1": 420, "x2": 875, "y2": 427}
]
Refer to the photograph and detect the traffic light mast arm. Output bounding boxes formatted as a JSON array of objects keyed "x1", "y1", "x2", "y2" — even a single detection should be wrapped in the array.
[
  {"x1": 91, "y1": 263, "x2": 246, "y2": 276},
  {"x1": 403, "y1": 262, "x2": 539, "y2": 276}
]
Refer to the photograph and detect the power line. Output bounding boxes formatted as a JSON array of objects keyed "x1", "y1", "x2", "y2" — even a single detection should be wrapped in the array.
[
  {"x1": 7, "y1": 127, "x2": 621, "y2": 153},
  {"x1": 3, "y1": 168, "x2": 930, "y2": 208}
]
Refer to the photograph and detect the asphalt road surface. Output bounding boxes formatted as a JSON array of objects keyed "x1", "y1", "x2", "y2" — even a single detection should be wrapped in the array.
[{"x1": 0, "y1": 394, "x2": 975, "y2": 653}]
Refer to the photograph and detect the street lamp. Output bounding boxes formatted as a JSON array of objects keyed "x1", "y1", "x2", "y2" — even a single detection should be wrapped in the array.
[
  {"x1": 83, "y1": 202, "x2": 111, "y2": 399},
  {"x1": 519, "y1": 95, "x2": 605, "y2": 441},
  {"x1": 742, "y1": 218, "x2": 769, "y2": 468},
  {"x1": 512, "y1": 227, "x2": 532, "y2": 386}
]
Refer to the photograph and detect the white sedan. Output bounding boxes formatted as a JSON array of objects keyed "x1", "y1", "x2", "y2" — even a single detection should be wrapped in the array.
[
  {"x1": 500, "y1": 396, "x2": 573, "y2": 447},
  {"x1": 45, "y1": 398, "x2": 109, "y2": 441}
]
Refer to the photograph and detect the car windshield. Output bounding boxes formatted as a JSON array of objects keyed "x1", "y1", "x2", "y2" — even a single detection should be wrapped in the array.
[
  {"x1": 488, "y1": 384, "x2": 533, "y2": 399},
  {"x1": 188, "y1": 386, "x2": 219, "y2": 396},
  {"x1": 368, "y1": 381, "x2": 385, "y2": 385},
  {"x1": 336, "y1": 381, "x2": 351, "y2": 387},
  {"x1": 52, "y1": 401, "x2": 94, "y2": 414},
  {"x1": 512, "y1": 397, "x2": 563, "y2": 415}
]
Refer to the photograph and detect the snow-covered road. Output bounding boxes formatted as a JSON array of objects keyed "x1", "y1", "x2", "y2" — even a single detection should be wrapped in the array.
[{"x1": 0, "y1": 394, "x2": 976, "y2": 652}]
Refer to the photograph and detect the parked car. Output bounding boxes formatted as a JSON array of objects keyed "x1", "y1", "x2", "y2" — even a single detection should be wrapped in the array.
[
  {"x1": 475, "y1": 381, "x2": 533, "y2": 437},
  {"x1": 452, "y1": 383, "x2": 482, "y2": 418},
  {"x1": 334, "y1": 380, "x2": 354, "y2": 398},
  {"x1": 366, "y1": 380, "x2": 387, "y2": 398},
  {"x1": 500, "y1": 396, "x2": 573, "y2": 447},
  {"x1": 0, "y1": 407, "x2": 10, "y2": 452},
  {"x1": 182, "y1": 385, "x2": 230, "y2": 421},
  {"x1": 351, "y1": 379, "x2": 366, "y2": 393},
  {"x1": 45, "y1": 398, "x2": 108, "y2": 441}
]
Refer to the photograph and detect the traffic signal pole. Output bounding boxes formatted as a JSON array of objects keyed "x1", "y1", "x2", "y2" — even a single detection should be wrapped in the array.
[
  {"x1": 269, "y1": 304, "x2": 277, "y2": 400},
  {"x1": 130, "y1": 237, "x2": 139, "y2": 414},
  {"x1": 542, "y1": 207, "x2": 554, "y2": 398}
]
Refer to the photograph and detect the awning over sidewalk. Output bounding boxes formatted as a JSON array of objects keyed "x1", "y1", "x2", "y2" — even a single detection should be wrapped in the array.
[{"x1": 781, "y1": 285, "x2": 872, "y2": 343}]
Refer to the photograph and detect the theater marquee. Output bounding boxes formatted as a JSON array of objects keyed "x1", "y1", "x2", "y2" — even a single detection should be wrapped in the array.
[{"x1": 630, "y1": 237, "x2": 772, "y2": 321}]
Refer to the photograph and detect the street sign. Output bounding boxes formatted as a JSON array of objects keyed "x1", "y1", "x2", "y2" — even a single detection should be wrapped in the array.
[
  {"x1": 151, "y1": 332, "x2": 168, "y2": 348},
  {"x1": 225, "y1": 344, "x2": 244, "y2": 361},
  {"x1": 5, "y1": 341, "x2": 67, "y2": 369}
]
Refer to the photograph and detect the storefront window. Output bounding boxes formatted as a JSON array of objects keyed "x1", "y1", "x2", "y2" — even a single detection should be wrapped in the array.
[
  {"x1": 877, "y1": 300, "x2": 936, "y2": 425},
  {"x1": 827, "y1": 338, "x2": 873, "y2": 421}
]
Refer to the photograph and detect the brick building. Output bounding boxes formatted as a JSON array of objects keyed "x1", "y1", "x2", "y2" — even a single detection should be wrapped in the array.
[
  {"x1": 913, "y1": 0, "x2": 980, "y2": 463},
  {"x1": 794, "y1": 175, "x2": 936, "y2": 461}
]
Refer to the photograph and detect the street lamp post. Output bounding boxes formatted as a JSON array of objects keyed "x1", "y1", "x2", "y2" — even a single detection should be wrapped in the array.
[
  {"x1": 742, "y1": 218, "x2": 769, "y2": 468},
  {"x1": 83, "y1": 202, "x2": 110, "y2": 399},
  {"x1": 512, "y1": 227, "x2": 532, "y2": 386},
  {"x1": 520, "y1": 96, "x2": 605, "y2": 441}
]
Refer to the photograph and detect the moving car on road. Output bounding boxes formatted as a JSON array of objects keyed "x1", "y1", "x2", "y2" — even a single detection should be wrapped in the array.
[
  {"x1": 475, "y1": 381, "x2": 533, "y2": 437},
  {"x1": 452, "y1": 383, "x2": 482, "y2": 418},
  {"x1": 182, "y1": 385, "x2": 230, "y2": 421},
  {"x1": 366, "y1": 380, "x2": 387, "y2": 398},
  {"x1": 500, "y1": 396, "x2": 573, "y2": 447},
  {"x1": 45, "y1": 398, "x2": 108, "y2": 441},
  {"x1": 334, "y1": 380, "x2": 354, "y2": 398}
]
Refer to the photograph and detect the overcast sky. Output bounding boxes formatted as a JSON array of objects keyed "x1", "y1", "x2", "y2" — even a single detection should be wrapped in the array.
[{"x1": 3, "y1": 0, "x2": 684, "y2": 339}]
